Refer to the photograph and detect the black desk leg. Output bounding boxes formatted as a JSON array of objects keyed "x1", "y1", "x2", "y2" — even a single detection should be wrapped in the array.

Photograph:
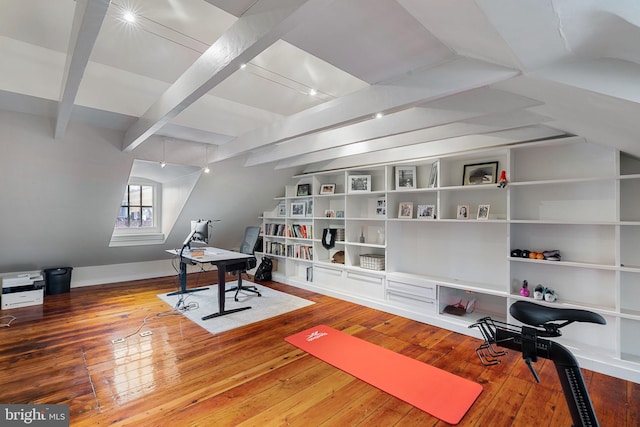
[
  {"x1": 167, "y1": 259, "x2": 209, "y2": 296},
  {"x1": 201, "y1": 263, "x2": 251, "y2": 320}
]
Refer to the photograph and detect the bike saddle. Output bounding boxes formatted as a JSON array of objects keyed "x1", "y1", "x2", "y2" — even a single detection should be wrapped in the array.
[{"x1": 510, "y1": 300, "x2": 605, "y2": 328}]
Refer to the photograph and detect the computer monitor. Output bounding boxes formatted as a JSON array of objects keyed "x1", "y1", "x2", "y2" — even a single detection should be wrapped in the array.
[{"x1": 183, "y1": 219, "x2": 210, "y2": 247}]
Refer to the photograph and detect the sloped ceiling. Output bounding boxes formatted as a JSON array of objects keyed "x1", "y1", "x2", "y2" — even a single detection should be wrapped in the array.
[{"x1": 1, "y1": 0, "x2": 640, "y2": 172}]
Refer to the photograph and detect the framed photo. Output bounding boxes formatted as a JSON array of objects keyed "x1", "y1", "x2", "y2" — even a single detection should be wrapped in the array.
[
  {"x1": 277, "y1": 201, "x2": 286, "y2": 217},
  {"x1": 348, "y1": 175, "x2": 371, "y2": 193},
  {"x1": 297, "y1": 183, "x2": 311, "y2": 196},
  {"x1": 428, "y1": 161, "x2": 439, "y2": 188},
  {"x1": 376, "y1": 197, "x2": 386, "y2": 216},
  {"x1": 324, "y1": 209, "x2": 335, "y2": 218},
  {"x1": 417, "y1": 204, "x2": 435, "y2": 219},
  {"x1": 457, "y1": 204, "x2": 469, "y2": 219},
  {"x1": 398, "y1": 202, "x2": 413, "y2": 219},
  {"x1": 477, "y1": 204, "x2": 491, "y2": 220},
  {"x1": 319, "y1": 183, "x2": 336, "y2": 195},
  {"x1": 290, "y1": 202, "x2": 306, "y2": 217},
  {"x1": 336, "y1": 210, "x2": 344, "y2": 218},
  {"x1": 395, "y1": 166, "x2": 416, "y2": 190},
  {"x1": 462, "y1": 161, "x2": 498, "y2": 185}
]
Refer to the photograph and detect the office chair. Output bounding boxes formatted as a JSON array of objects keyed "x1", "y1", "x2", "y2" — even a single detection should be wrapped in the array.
[{"x1": 225, "y1": 226, "x2": 262, "y2": 301}]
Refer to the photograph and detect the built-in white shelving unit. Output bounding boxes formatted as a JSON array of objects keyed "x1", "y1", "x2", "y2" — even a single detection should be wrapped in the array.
[{"x1": 258, "y1": 135, "x2": 640, "y2": 383}]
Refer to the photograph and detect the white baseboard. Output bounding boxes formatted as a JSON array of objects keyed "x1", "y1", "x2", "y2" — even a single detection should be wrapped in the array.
[{"x1": 70, "y1": 259, "x2": 216, "y2": 288}]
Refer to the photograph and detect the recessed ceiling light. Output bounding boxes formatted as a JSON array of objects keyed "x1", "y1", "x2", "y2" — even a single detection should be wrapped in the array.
[
  {"x1": 375, "y1": 112, "x2": 384, "y2": 119},
  {"x1": 308, "y1": 89, "x2": 317, "y2": 96},
  {"x1": 240, "y1": 63, "x2": 247, "y2": 70},
  {"x1": 123, "y1": 11, "x2": 136, "y2": 23}
]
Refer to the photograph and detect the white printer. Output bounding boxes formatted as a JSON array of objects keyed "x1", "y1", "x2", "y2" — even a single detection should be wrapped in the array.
[{"x1": 2, "y1": 271, "x2": 45, "y2": 309}]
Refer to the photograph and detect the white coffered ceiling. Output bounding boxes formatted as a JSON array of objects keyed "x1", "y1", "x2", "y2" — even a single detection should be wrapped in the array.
[{"x1": 2, "y1": 0, "x2": 640, "y2": 172}]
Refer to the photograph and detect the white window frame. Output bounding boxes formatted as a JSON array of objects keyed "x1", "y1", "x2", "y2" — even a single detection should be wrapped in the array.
[{"x1": 110, "y1": 178, "x2": 164, "y2": 246}]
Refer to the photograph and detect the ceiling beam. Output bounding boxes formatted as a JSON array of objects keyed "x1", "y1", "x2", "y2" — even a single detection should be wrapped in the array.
[
  {"x1": 299, "y1": 126, "x2": 567, "y2": 173},
  {"x1": 245, "y1": 88, "x2": 542, "y2": 166},
  {"x1": 55, "y1": 0, "x2": 110, "y2": 140},
  {"x1": 212, "y1": 57, "x2": 520, "y2": 163},
  {"x1": 274, "y1": 110, "x2": 551, "y2": 169},
  {"x1": 122, "y1": 0, "x2": 331, "y2": 152}
]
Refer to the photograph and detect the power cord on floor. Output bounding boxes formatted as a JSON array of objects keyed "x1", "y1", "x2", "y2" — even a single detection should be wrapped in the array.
[
  {"x1": 0, "y1": 315, "x2": 16, "y2": 327},
  {"x1": 111, "y1": 294, "x2": 201, "y2": 345}
]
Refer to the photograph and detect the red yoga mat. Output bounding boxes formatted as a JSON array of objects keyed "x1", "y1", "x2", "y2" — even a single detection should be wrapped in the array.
[{"x1": 285, "y1": 325, "x2": 482, "y2": 425}]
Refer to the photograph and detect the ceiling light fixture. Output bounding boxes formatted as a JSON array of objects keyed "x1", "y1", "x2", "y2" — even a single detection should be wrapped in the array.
[
  {"x1": 240, "y1": 63, "x2": 247, "y2": 70},
  {"x1": 308, "y1": 89, "x2": 317, "y2": 96},
  {"x1": 203, "y1": 145, "x2": 210, "y2": 174},
  {"x1": 160, "y1": 139, "x2": 167, "y2": 168},
  {"x1": 375, "y1": 112, "x2": 384, "y2": 119},
  {"x1": 123, "y1": 11, "x2": 136, "y2": 23}
]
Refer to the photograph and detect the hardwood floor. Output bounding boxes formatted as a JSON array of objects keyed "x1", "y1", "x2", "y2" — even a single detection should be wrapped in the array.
[{"x1": 0, "y1": 271, "x2": 638, "y2": 426}]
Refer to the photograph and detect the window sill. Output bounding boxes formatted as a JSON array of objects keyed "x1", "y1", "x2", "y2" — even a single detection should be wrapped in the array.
[{"x1": 109, "y1": 233, "x2": 165, "y2": 247}]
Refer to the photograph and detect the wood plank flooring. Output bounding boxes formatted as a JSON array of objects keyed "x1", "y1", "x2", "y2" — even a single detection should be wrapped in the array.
[{"x1": 0, "y1": 271, "x2": 638, "y2": 426}]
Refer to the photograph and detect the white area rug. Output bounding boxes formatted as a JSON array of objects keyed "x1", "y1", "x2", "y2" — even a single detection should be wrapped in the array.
[{"x1": 157, "y1": 281, "x2": 314, "y2": 335}]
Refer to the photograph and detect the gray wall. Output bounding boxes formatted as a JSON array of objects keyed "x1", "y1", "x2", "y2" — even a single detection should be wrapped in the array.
[{"x1": 0, "y1": 109, "x2": 297, "y2": 273}]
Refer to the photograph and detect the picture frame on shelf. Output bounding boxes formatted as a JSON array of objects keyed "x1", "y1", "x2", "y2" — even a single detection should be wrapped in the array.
[
  {"x1": 324, "y1": 209, "x2": 336, "y2": 218},
  {"x1": 395, "y1": 166, "x2": 416, "y2": 190},
  {"x1": 277, "y1": 201, "x2": 286, "y2": 217},
  {"x1": 319, "y1": 183, "x2": 336, "y2": 195},
  {"x1": 417, "y1": 204, "x2": 435, "y2": 219},
  {"x1": 398, "y1": 202, "x2": 413, "y2": 219},
  {"x1": 306, "y1": 200, "x2": 313, "y2": 216},
  {"x1": 376, "y1": 197, "x2": 386, "y2": 216},
  {"x1": 336, "y1": 210, "x2": 344, "y2": 218},
  {"x1": 477, "y1": 204, "x2": 490, "y2": 220},
  {"x1": 462, "y1": 161, "x2": 498, "y2": 185},
  {"x1": 428, "y1": 161, "x2": 439, "y2": 188},
  {"x1": 457, "y1": 204, "x2": 469, "y2": 219},
  {"x1": 290, "y1": 202, "x2": 306, "y2": 217},
  {"x1": 297, "y1": 183, "x2": 311, "y2": 196},
  {"x1": 348, "y1": 175, "x2": 371, "y2": 193}
]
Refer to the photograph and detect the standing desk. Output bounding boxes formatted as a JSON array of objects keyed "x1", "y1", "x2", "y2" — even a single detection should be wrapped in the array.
[{"x1": 166, "y1": 247, "x2": 256, "y2": 320}]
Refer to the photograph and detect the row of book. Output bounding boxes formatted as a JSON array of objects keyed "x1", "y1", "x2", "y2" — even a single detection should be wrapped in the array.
[
  {"x1": 264, "y1": 241, "x2": 286, "y2": 256},
  {"x1": 288, "y1": 224, "x2": 312, "y2": 239},
  {"x1": 264, "y1": 223, "x2": 313, "y2": 239},
  {"x1": 287, "y1": 244, "x2": 313, "y2": 260},
  {"x1": 264, "y1": 223, "x2": 286, "y2": 236}
]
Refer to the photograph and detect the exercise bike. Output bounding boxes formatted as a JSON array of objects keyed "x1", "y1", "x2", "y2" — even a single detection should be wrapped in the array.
[{"x1": 469, "y1": 300, "x2": 606, "y2": 427}]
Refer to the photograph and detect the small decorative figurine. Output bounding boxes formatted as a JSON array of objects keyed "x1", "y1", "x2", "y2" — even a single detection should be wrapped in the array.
[
  {"x1": 359, "y1": 226, "x2": 365, "y2": 243},
  {"x1": 497, "y1": 170, "x2": 508, "y2": 188},
  {"x1": 520, "y1": 280, "x2": 530, "y2": 297},
  {"x1": 534, "y1": 285, "x2": 545, "y2": 300},
  {"x1": 544, "y1": 288, "x2": 557, "y2": 302}
]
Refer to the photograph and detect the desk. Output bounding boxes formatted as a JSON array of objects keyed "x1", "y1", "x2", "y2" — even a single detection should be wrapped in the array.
[{"x1": 166, "y1": 247, "x2": 256, "y2": 320}]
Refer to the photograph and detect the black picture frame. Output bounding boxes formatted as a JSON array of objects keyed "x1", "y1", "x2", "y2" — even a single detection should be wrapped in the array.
[
  {"x1": 462, "y1": 161, "x2": 498, "y2": 185},
  {"x1": 297, "y1": 183, "x2": 311, "y2": 196}
]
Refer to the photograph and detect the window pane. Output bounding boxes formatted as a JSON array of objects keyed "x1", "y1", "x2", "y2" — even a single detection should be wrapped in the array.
[
  {"x1": 115, "y1": 207, "x2": 129, "y2": 228},
  {"x1": 141, "y1": 185, "x2": 153, "y2": 206},
  {"x1": 129, "y1": 185, "x2": 141, "y2": 205},
  {"x1": 129, "y1": 206, "x2": 141, "y2": 227},
  {"x1": 141, "y1": 207, "x2": 153, "y2": 227}
]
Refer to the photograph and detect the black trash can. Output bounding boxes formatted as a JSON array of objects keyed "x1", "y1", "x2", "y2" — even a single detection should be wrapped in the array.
[{"x1": 44, "y1": 267, "x2": 73, "y2": 295}]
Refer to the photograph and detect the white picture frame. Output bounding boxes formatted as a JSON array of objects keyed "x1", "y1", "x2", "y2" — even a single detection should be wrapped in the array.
[
  {"x1": 348, "y1": 175, "x2": 371, "y2": 193},
  {"x1": 457, "y1": 204, "x2": 469, "y2": 220},
  {"x1": 398, "y1": 202, "x2": 413, "y2": 219},
  {"x1": 290, "y1": 202, "x2": 306, "y2": 217},
  {"x1": 319, "y1": 183, "x2": 336, "y2": 195},
  {"x1": 395, "y1": 166, "x2": 416, "y2": 190},
  {"x1": 477, "y1": 204, "x2": 491, "y2": 220},
  {"x1": 417, "y1": 204, "x2": 435, "y2": 219},
  {"x1": 277, "y1": 201, "x2": 286, "y2": 217}
]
